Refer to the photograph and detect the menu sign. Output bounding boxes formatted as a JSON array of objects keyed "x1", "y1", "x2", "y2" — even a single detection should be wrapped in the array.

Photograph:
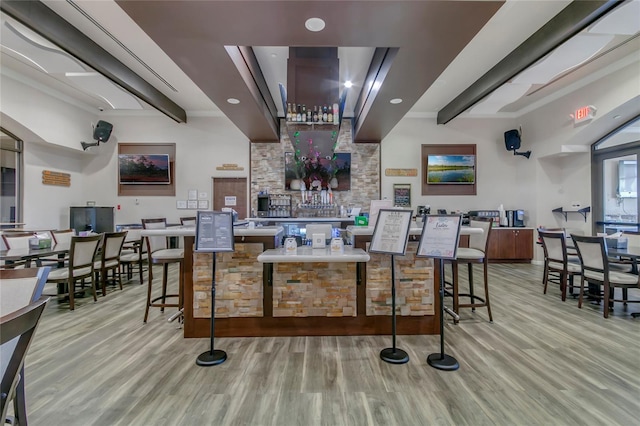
[
  {"x1": 417, "y1": 215, "x2": 462, "y2": 259},
  {"x1": 195, "y1": 211, "x2": 235, "y2": 252},
  {"x1": 369, "y1": 209, "x2": 413, "y2": 255}
]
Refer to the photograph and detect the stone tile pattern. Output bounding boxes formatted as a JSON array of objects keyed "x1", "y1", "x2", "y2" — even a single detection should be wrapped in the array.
[
  {"x1": 193, "y1": 243, "x2": 264, "y2": 318},
  {"x1": 366, "y1": 242, "x2": 435, "y2": 316},
  {"x1": 250, "y1": 119, "x2": 380, "y2": 212},
  {"x1": 272, "y1": 262, "x2": 357, "y2": 317}
]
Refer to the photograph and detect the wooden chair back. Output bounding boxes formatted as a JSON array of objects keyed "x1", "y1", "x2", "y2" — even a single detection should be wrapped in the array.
[
  {"x1": 141, "y1": 218, "x2": 168, "y2": 254},
  {"x1": 51, "y1": 229, "x2": 75, "y2": 245},
  {"x1": 468, "y1": 217, "x2": 493, "y2": 253},
  {"x1": 1, "y1": 232, "x2": 35, "y2": 250}
]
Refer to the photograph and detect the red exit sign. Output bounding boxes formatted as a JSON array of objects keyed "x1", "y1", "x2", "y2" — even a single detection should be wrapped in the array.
[{"x1": 573, "y1": 105, "x2": 596, "y2": 124}]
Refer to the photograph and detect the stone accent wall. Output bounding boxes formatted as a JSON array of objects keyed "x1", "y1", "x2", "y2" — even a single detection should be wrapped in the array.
[
  {"x1": 272, "y1": 262, "x2": 357, "y2": 317},
  {"x1": 250, "y1": 119, "x2": 380, "y2": 213},
  {"x1": 366, "y1": 242, "x2": 435, "y2": 316},
  {"x1": 193, "y1": 243, "x2": 264, "y2": 318}
]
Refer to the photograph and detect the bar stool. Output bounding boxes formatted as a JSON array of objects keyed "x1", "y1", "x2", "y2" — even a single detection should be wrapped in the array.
[
  {"x1": 445, "y1": 217, "x2": 493, "y2": 323},
  {"x1": 141, "y1": 218, "x2": 184, "y2": 323}
]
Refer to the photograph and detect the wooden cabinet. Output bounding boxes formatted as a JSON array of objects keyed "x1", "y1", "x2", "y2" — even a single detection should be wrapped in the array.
[{"x1": 487, "y1": 228, "x2": 533, "y2": 263}]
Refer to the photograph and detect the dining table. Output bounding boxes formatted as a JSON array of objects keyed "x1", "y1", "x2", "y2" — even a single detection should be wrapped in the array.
[{"x1": 0, "y1": 242, "x2": 70, "y2": 268}]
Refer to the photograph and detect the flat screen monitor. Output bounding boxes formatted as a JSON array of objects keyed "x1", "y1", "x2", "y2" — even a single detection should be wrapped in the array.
[
  {"x1": 426, "y1": 154, "x2": 475, "y2": 184},
  {"x1": 118, "y1": 154, "x2": 171, "y2": 184}
]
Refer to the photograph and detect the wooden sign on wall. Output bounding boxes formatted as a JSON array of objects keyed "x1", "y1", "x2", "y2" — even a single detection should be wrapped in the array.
[
  {"x1": 42, "y1": 170, "x2": 70, "y2": 187},
  {"x1": 385, "y1": 168, "x2": 417, "y2": 176}
]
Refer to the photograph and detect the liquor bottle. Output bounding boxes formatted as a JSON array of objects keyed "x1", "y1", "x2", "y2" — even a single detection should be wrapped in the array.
[
  {"x1": 327, "y1": 107, "x2": 333, "y2": 124},
  {"x1": 302, "y1": 105, "x2": 307, "y2": 122},
  {"x1": 313, "y1": 105, "x2": 318, "y2": 123},
  {"x1": 296, "y1": 104, "x2": 302, "y2": 122},
  {"x1": 307, "y1": 107, "x2": 312, "y2": 123},
  {"x1": 286, "y1": 103, "x2": 292, "y2": 121},
  {"x1": 333, "y1": 103, "x2": 339, "y2": 125},
  {"x1": 322, "y1": 105, "x2": 328, "y2": 122}
]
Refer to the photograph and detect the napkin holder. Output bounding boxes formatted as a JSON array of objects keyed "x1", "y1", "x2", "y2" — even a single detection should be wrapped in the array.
[
  {"x1": 606, "y1": 237, "x2": 628, "y2": 249},
  {"x1": 29, "y1": 237, "x2": 52, "y2": 249},
  {"x1": 284, "y1": 237, "x2": 298, "y2": 254}
]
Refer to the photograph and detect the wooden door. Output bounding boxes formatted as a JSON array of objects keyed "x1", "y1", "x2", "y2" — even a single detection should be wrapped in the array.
[{"x1": 212, "y1": 178, "x2": 248, "y2": 219}]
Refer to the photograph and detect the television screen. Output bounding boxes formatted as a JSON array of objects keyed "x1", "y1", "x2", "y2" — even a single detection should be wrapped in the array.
[
  {"x1": 118, "y1": 154, "x2": 171, "y2": 184},
  {"x1": 426, "y1": 155, "x2": 475, "y2": 184}
]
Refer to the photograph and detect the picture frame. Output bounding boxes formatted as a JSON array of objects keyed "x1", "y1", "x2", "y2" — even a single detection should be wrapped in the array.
[
  {"x1": 393, "y1": 184, "x2": 411, "y2": 207},
  {"x1": 369, "y1": 209, "x2": 413, "y2": 255},
  {"x1": 422, "y1": 144, "x2": 477, "y2": 196},
  {"x1": 416, "y1": 215, "x2": 462, "y2": 260}
]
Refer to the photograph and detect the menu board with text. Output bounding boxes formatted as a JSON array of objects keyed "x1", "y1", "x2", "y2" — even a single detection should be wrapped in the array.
[
  {"x1": 195, "y1": 211, "x2": 235, "y2": 252},
  {"x1": 369, "y1": 209, "x2": 413, "y2": 255},
  {"x1": 416, "y1": 215, "x2": 462, "y2": 259}
]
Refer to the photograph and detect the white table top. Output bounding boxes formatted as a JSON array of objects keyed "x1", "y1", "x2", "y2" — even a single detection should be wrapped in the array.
[
  {"x1": 258, "y1": 246, "x2": 370, "y2": 263},
  {"x1": 250, "y1": 217, "x2": 351, "y2": 223},
  {"x1": 140, "y1": 225, "x2": 284, "y2": 237},
  {"x1": 346, "y1": 225, "x2": 483, "y2": 236}
]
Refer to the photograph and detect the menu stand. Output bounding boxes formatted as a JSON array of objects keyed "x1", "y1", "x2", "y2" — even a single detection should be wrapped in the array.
[
  {"x1": 368, "y1": 208, "x2": 414, "y2": 365},
  {"x1": 196, "y1": 252, "x2": 227, "y2": 366},
  {"x1": 426, "y1": 258, "x2": 459, "y2": 370},
  {"x1": 194, "y1": 210, "x2": 234, "y2": 367},
  {"x1": 380, "y1": 254, "x2": 409, "y2": 364},
  {"x1": 416, "y1": 214, "x2": 462, "y2": 371}
]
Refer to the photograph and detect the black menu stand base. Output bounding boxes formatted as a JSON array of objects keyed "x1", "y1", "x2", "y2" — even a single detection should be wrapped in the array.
[
  {"x1": 380, "y1": 347, "x2": 409, "y2": 364},
  {"x1": 427, "y1": 353, "x2": 459, "y2": 371},
  {"x1": 196, "y1": 349, "x2": 227, "y2": 366},
  {"x1": 196, "y1": 252, "x2": 227, "y2": 367},
  {"x1": 427, "y1": 259, "x2": 459, "y2": 371}
]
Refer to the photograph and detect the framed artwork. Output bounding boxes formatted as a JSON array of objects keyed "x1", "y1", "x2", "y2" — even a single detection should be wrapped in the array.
[
  {"x1": 118, "y1": 143, "x2": 176, "y2": 196},
  {"x1": 422, "y1": 144, "x2": 476, "y2": 196},
  {"x1": 393, "y1": 184, "x2": 411, "y2": 207}
]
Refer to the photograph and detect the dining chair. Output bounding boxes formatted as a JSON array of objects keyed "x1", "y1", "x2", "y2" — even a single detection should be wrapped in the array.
[
  {"x1": 51, "y1": 229, "x2": 75, "y2": 245},
  {"x1": 0, "y1": 267, "x2": 50, "y2": 426},
  {"x1": 43, "y1": 234, "x2": 102, "y2": 311},
  {"x1": 141, "y1": 218, "x2": 184, "y2": 323},
  {"x1": 180, "y1": 216, "x2": 196, "y2": 226},
  {"x1": 119, "y1": 229, "x2": 146, "y2": 285},
  {"x1": 445, "y1": 217, "x2": 493, "y2": 323},
  {"x1": 94, "y1": 231, "x2": 127, "y2": 296},
  {"x1": 538, "y1": 230, "x2": 581, "y2": 301},
  {"x1": 571, "y1": 234, "x2": 640, "y2": 318}
]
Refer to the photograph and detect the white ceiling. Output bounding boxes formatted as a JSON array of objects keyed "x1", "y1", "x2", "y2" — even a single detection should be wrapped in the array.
[{"x1": 1, "y1": 0, "x2": 639, "y2": 122}]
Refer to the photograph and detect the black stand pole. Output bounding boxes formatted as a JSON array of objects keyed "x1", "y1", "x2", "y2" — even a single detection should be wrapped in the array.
[
  {"x1": 380, "y1": 254, "x2": 409, "y2": 364},
  {"x1": 427, "y1": 258, "x2": 459, "y2": 370},
  {"x1": 196, "y1": 252, "x2": 227, "y2": 366}
]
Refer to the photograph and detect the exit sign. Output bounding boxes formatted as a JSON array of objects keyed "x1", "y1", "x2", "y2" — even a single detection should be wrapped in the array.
[{"x1": 573, "y1": 105, "x2": 596, "y2": 124}]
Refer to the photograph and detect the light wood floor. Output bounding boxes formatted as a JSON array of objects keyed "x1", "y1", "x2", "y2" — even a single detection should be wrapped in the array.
[{"x1": 16, "y1": 263, "x2": 640, "y2": 425}]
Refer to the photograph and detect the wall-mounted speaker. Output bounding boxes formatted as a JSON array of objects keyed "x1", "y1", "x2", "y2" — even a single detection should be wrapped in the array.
[
  {"x1": 93, "y1": 120, "x2": 113, "y2": 142},
  {"x1": 504, "y1": 129, "x2": 521, "y2": 151}
]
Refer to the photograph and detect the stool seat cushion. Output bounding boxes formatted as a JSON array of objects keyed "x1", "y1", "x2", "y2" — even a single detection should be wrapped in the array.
[
  {"x1": 456, "y1": 247, "x2": 485, "y2": 260},
  {"x1": 47, "y1": 266, "x2": 92, "y2": 280},
  {"x1": 151, "y1": 248, "x2": 184, "y2": 261}
]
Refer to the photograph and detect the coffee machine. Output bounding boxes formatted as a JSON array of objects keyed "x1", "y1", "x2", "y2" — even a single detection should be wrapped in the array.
[{"x1": 506, "y1": 209, "x2": 525, "y2": 227}]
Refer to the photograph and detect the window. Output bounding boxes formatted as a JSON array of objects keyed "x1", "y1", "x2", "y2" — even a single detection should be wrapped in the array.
[{"x1": 0, "y1": 128, "x2": 23, "y2": 227}]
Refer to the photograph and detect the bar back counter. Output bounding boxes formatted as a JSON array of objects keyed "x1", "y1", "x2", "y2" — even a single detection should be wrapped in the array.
[{"x1": 142, "y1": 222, "x2": 480, "y2": 338}]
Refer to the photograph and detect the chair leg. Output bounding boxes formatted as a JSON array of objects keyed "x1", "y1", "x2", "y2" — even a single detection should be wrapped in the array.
[
  {"x1": 603, "y1": 282, "x2": 610, "y2": 318},
  {"x1": 144, "y1": 265, "x2": 154, "y2": 323},
  {"x1": 14, "y1": 367, "x2": 27, "y2": 425},
  {"x1": 452, "y1": 261, "x2": 459, "y2": 324},
  {"x1": 560, "y1": 272, "x2": 567, "y2": 301},
  {"x1": 68, "y1": 277, "x2": 75, "y2": 311},
  {"x1": 161, "y1": 263, "x2": 169, "y2": 312},
  {"x1": 483, "y1": 260, "x2": 492, "y2": 323},
  {"x1": 543, "y1": 263, "x2": 549, "y2": 294},
  {"x1": 138, "y1": 259, "x2": 144, "y2": 285},
  {"x1": 101, "y1": 268, "x2": 107, "y2": 296},
  {"x1": 91, "y1": 274, "x2": 98, "y2": 302},
  {"x1": 578, "y1": 278, "x2": 585, "y2": 308},
  {"x1": 468, "y1": 263, "x2": 475, "y2": 312}
]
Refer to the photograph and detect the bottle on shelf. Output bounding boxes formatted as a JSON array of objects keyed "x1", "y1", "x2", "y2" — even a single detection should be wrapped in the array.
[
  {"x1": 302, "y1": 104, "x2": 306, "y2": 121},
  {"x1": 313, "y1": 105, "x2": 318, "y2": 123},
  {"x1": 286, "y1": 103, "x2": 292, "y2": 122},
  {"x1": 322, "y1": 105, "x2": 328, "y2": 122},
  {"x1": 333, "y1": 103, "x2": 339, "y2": 125},
  {"x1": 307, "y1": 106, "x2": 312, "y2": 123},
  {"x1": 327, "y1": 108, "x2": 333, "y2": 124},
  {"x1": 296, "y1": 104, "x2": 302, "y2": 122}
]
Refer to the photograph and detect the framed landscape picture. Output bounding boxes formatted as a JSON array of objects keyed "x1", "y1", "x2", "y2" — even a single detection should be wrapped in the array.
[{"x1": 422, "y1": 144, "x2": 476, "y2": 196}]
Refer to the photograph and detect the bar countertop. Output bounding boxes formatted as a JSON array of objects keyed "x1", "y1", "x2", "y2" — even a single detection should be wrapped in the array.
[
  {"x1": 140, "y1": 225, "x2": 284, "y2": 237},
  {"x1": 257, "y1": 246, "x2": 370, "y2": 263},
  {"x1": 346, "y1": 225, "x2": 484, "y2": 236}
]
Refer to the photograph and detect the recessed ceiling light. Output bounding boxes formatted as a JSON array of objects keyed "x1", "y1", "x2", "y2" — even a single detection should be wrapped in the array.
[
  {"x1": 613, "y1": 115, "x2": 622, "y2": 120},
  {"x1": 305, "y1": 17, "x2": 325, "y2": 32},
  {"x1": 271, "y1": 53, "x2": 278, "y2": 58},
  {"x1": 390, "y1": 98, "x2": 403, "y2": 104},
  {"x1": 227, "y1": 98, "x2": 240, "y2": 104},
  {"x1": 344, "y1": 80, "x2": 353, "y2": 88}
]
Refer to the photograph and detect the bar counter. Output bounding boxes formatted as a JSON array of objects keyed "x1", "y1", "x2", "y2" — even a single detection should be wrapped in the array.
[{"x1": 141, "y1": 224, "x2": 481, "y2": 338}]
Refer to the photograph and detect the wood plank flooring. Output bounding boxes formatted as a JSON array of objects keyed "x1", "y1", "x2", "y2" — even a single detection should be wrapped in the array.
[{"x1": 14, "y1": 263, "x2": 640, "y2": 425}]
